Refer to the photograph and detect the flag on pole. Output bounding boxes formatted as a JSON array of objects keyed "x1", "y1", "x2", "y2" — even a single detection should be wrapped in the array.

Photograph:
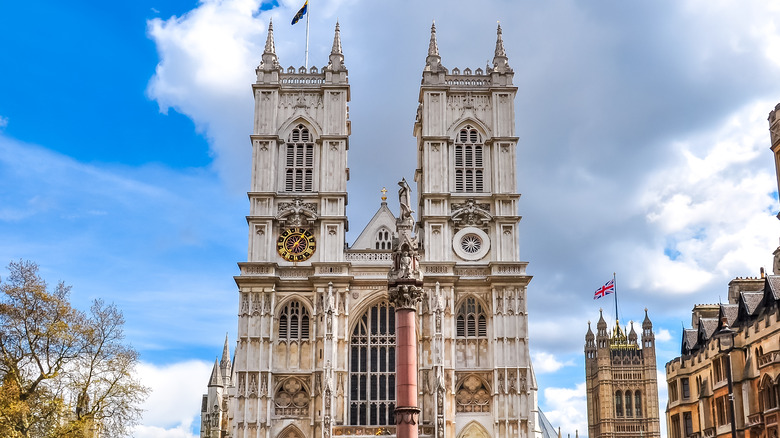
[
  {"x1": 291, "y1": 0, "x2": 308, "y2": 25},
  {"x1": 593, "y1": 279, "x2": 615, "y2": 300}
]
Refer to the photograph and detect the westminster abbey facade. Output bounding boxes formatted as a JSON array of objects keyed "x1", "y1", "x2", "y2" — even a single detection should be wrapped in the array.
[{"x1": 201, "y1": 21, "x2": 544, "y2": 438}]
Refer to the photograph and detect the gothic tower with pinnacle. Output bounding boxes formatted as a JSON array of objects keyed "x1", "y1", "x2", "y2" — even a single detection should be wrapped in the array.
[
  {"x1": 584, "y1": 310, "x2": 661, "y2": 438},
  {"x1": 200, "y1": 21, "x2": 543, "y2": 438}
]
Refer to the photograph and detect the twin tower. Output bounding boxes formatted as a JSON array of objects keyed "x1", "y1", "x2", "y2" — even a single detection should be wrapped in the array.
[{"x1": 201, "y1": 21, "x2": 544, "y2": 438}]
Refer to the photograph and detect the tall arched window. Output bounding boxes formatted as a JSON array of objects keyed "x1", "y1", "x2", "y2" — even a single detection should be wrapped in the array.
[
  {"x1": 635, "y1": 391, "x2": 642, "y2": 417},
  {"x1": 278, "y1": 300, "x2": 310, "y2": 340},
  {"x1": 375, "y1": 228, "x2": 392, "y2": 250},
  {"x1": 285, "y1": 124, "x2": 314, "y2": 192},
  {"x1": 349, "y1": 300, "x2": 395, "y2": 426},
  {"x1": 456, "y1": 297, "x2": 487, "y2": 338},
  {"x1": 615, "y1": 390, "x2": 623, "y2": 417},
  {"x1": 625, "y1": 390, "x2": 633, "y2": 417},
  {"x1": 454, "y1": 126, "x2": 484, "y2": 193}
]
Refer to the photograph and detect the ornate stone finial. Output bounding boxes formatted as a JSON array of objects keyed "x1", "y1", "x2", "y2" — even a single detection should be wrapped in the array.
[
  {"x1": 425, "y1": 21, "x2": 444, "y2": 73},
  {"x1": 381, "y1": 187, "x2": 388, "y2": 202},
  {"x1": 327, "y1": 21, "x2": 345, "y2": 71},
  {"x1": 492, "y1": 22, "x2": 510, "y2": 72},
  {"x1": 260, "y1": 19, "x2": 279, "y2": 70}
]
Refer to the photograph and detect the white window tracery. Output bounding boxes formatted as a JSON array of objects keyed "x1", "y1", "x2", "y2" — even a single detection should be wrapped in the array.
[
  {"x1": 454, "y1": 126, "x2": 484, "y2": 193},
  {"x1": 285, "y1": 124, "x2": 314, "y2": 192},
  {"x1": 456, "y1": 297, "x2": 487, "y2": 338},
  {"x1": 278, "y1": 300, "x2": 310, "y2": 341},
  {"x1": 455, "y1": 375, "x2": 490, "y2": 413}
]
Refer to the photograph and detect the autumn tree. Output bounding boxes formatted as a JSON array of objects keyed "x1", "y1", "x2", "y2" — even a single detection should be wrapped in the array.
[{"x1": 0, "y1": 260, "x2": 148, "y2": 438}]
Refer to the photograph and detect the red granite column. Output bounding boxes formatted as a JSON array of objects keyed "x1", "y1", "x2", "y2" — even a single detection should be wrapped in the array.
[{"x1": 393, "y1": 291, "x2": 421, "y2": 438}]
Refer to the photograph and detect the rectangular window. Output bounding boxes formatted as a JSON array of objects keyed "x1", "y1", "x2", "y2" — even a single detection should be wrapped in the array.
[
  {"x1": 670, "y1": 414, "x2": 681, "y2": 438},
  {"x1": 669, "y1": 381, "x2": 679, "y2": 402},
  {"x1": 681, "y1": 377, "x2": 690, "y2": 399},
  {"x1": 683, "y1": 411, "x2": 693, "y2": 436},
  {"x1": 716, "y1": 395, "x2": 730, "y2": 426}
]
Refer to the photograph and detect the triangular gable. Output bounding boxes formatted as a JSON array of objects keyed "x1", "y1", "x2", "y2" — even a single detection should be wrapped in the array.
[{"x1": 350, "y1": 202, "x2": 397, "y2": 250}]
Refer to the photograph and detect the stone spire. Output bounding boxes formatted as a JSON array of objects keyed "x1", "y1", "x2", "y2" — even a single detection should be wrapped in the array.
[
  {"x1": 260, "y1": 19, "x2": 279, "y2": 70},
  {"x1": 208, "y1": 358, "x2": 222, "y2": 387},
  {"x1": 219, "y1": 334, "x2": 231, "y2": 387},
  {"x1": 327, "y1": 21, "x2": 345, "y2": 71},
  {"x1": 424, "y1": 21, "x2": 444, "y2": 73},
  {"x1": 492, "y1": 22, "x2": 510, "y2": 72}
]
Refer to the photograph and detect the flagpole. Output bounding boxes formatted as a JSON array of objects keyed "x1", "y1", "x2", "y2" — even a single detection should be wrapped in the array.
[
  {"x1": 304, "y1": 0, "x2": 310, "y2": 68},
  {"x1": 613, "y1": 272, "x2": 619, "y2": 323}
]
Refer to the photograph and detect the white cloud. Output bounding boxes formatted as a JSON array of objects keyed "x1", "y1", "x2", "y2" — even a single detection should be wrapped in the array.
[
  {"x1": 532, "y1": 352, "x2": 574, "y2": 374},
  {"x1": 541, "y1": 383, "x2": 588, "y2": 436},
  {"x1": 133, "y1": 360, "x2": 213, "y2": 436},
  {"x1": 655, "y1": 329, "x2": 673, "y2": 343},
  {"x1": 0, "y1": 115, "x2": 7, "y2": 129}
]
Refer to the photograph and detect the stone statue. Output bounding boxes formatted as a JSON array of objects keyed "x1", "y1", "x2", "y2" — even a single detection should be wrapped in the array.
[
  {"x1": 400, "y1": 251, "x2": 412, "y2": 278},
  {"x1": 398, "y1": 178, "x2": 414, "y2": 223}
]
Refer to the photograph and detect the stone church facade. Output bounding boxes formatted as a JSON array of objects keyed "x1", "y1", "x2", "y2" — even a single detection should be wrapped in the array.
[{"x1": 201, "y1": 21, "x2": 543, "y2": 438}]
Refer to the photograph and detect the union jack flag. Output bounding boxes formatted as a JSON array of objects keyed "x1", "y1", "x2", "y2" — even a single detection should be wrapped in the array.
[{"x1": 593, "y1": 279, "x2": 615, "y2": 300}]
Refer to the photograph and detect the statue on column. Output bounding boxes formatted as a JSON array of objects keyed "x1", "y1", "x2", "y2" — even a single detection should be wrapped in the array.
[{"x1": 388, "y1": 178, "x2": 424, "y2": 309}]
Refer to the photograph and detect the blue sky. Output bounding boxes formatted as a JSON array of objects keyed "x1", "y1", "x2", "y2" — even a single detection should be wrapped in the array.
[{"x1": 3, "y1": 1, "x2": 780, "y2": 436}]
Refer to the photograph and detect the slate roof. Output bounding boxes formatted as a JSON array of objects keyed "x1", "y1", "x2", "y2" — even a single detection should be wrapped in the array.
[
  {"x1": 740, "y1": 291, "x2": 764, "y2": 316},
  {"x1": 720, "y1": 304, "x2": 738, "y2": 326},
  {"x1": 766, "y1": 275, "x2": 780, "y2": 300}
]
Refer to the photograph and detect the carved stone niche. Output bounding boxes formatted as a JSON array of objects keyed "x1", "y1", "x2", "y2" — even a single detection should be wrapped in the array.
[
  {"x1": 450, "y1": 199, "x2": 492, "y2": 230},
  {"x1": 274, "y1": 376, "x2": 310, "y2": 417},
  {"x1": 277, "y1": 198, "x2": 319, "y2": 227}
]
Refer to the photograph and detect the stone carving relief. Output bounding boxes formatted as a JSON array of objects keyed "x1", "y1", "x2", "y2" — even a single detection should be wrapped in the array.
[
  {"x1": 277, "y1": 198, "x2": 318, "y2": 227},
  {"x1": 451, "y1": 199, "x2": 492, "y2": 228},
  {"x1": 274, "y1": 377, "x2": 309, "y2": 416}
]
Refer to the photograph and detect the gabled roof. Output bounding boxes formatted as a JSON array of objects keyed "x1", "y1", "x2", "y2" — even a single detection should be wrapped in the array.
[
  {"x1": 698, "y1": 318, "x2": 719, "y2": 342},
  {"x1": 719, "y1": 304, "x2": 738, "y2": 326},
  {"x1": 740, "y1": 291, "x2": 764, "y2": 316},
  {"x1": 766, "y1": 275, "x2": 780, "y2": 300},
  {"x1": 682, "y1": 329, "x2": 698, "y2": 355},
  {"x1": 350, "y1": 202, "x2": 397, "y2": 250}
]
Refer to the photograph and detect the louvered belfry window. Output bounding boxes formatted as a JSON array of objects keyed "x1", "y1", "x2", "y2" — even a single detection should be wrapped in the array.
[
  {"x1": 278, "y1": 300, "x2": 310, "y2": 341},
  {"x1": 349, "y1": 300, "x2": 396, "y2": 426},
  {"x1": 285, "y1": 124, "x2": 314, "y2": 192},
  {"x1": 455, "y1": 297, "x2": 487, "y2": 338},
  {"x1": 454, "y1": 126, "x2": 484, "y2": 192}
]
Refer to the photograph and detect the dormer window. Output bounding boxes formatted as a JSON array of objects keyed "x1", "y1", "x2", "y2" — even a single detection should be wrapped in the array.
[
  {"x1": 454, "y1": 126, "x2": 484, "y2": 192},
  {"x1": 285, "y1": 125, "x2": 314, "y2": 192}
]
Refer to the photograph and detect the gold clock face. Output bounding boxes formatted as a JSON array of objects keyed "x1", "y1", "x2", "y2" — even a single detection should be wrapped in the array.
[{"x1": 277, "y1": 227, "x2": 316, "y2": 262}]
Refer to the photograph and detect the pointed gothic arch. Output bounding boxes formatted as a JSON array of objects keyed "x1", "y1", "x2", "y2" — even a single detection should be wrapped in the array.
[
  {"x1": 456, "y1": 420, "x2": 491, "y2": 438},
  {"x1": 447, "y1": 117, "x2": 492, "y2": 140},
  {"x1": 278, "y1": 115, "x2": 323, "y2": 141},
  {"x1": 278, "y1": 424, "x2": 306, "y2": 438}
]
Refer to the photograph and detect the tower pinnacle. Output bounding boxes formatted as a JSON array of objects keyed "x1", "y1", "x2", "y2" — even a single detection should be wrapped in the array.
[
  {"x1": 327, "y1": 21, "x2": 345, "y2": 71},
  {"x1": 260, "y1": 19, "x2": 279, "y2": 70},
  {"x1": 424, "y1": 21, "x2": 444, "y2": 73},
  {"x1": 492, "y1": 22, "x2": 510, "y2": 72}
]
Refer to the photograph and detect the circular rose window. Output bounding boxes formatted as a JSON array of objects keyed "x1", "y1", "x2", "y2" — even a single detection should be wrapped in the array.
[{"x1": 453, "y1": 227, "x2": 490, "y2": 260}]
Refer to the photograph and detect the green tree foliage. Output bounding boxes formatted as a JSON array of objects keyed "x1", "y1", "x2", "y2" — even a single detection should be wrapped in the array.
[{"x1": 0, "y1": 260, "x2": 149, "y2": 438}]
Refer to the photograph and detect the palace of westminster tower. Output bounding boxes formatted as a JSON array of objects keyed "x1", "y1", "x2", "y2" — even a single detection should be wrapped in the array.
[{"x1": 201, "y1": 21, "x2": 544, "y2": 438}]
